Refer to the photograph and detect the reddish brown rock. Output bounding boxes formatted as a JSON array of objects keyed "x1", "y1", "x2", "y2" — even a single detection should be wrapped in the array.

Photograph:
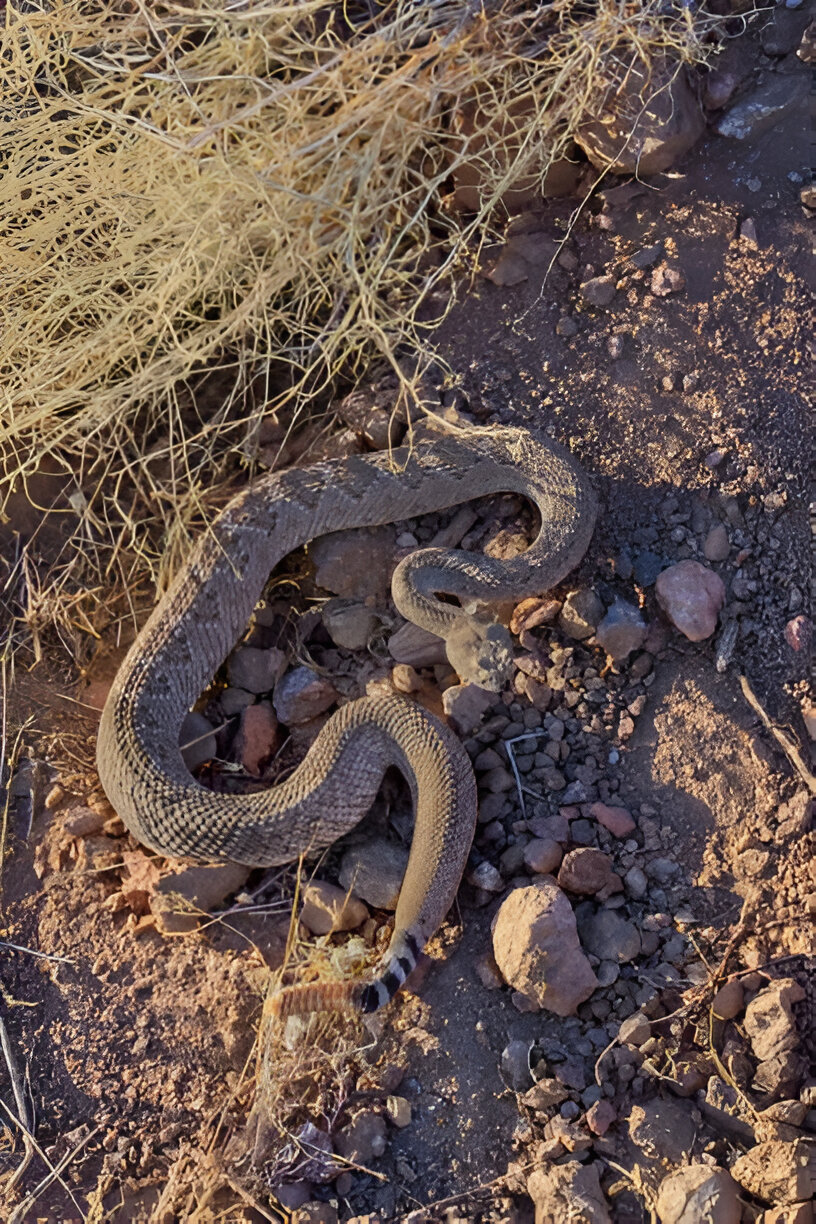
[
  {"x1": 338, "y1": 840, "x2": 408, "y2": 911},
  {"x1": 577, "y1": 60, "x2": 704, "y2": 177},
  {"x1": 711, "y1": 978, "x2": 745, "y2": 1021},
  {"x1": 655, "y1": 1165, "x2": 741, "y2": 1224},
  {"x1": 731, "y1": 1139, "x2": 813, "y2": 1206},
  {"x1": 523, "y1": 837, "x2": 562, "y2": 875},
  {"x1": 442, "y1": 683, "x2": 495, "y2": 734},
  {"x1": 557, "y1": 848, "x2": 614, "y2": 896},
  {"x1": 743, "y1": 978, "x2": 805, "y2": 1062},
  {"x1": 527, "y1": 1160, "x2": 611, "y2": 1224},
  {"x1": 586, "y1": 1099, "x2": 617, "y2": 1136},
  {"x1": 273, "y1": 667, "x2": 338, "y2": 725},
  {"x1": 236, "y1": 701, "x2": 279, "y2": 776},
  {"x1": 151, "y1": 863, "x2": 250, "y2": 934},
  {"x1": 311, "y1": 526, "x2": 396, "y2": 603},
  {"x1": 589, "y1": 802, "x2": 636, "y2": 838}
]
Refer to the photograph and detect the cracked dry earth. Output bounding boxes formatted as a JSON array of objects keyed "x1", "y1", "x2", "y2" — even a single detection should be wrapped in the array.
[{"x1": 1, "y1": 23, "x2": 814, "y2": 1224}]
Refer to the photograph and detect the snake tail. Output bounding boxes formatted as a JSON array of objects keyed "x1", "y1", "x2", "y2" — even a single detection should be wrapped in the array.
[{"x1": 269, "y1": 930, "x2": 421, "y2": 1019}]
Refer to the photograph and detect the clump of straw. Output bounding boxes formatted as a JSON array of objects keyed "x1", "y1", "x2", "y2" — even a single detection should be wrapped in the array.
[{"x1": 1, "y1": 0, "x2": 717, "y2": 651}]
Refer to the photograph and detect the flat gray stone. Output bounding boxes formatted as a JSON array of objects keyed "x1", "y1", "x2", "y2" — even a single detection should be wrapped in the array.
[{"x1": 714, "y1": 76, "x2": 806, "y2": 141}]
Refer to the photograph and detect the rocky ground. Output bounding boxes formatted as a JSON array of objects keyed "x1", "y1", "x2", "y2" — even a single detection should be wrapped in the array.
[{"x1": 1, "y1": 7, "x2": 814, "y2": 1224}]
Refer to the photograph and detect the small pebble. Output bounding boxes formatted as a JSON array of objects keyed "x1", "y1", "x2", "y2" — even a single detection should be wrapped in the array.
[
  {"x1": 523, "y1": 837, "x2": 563, "y2": 875},
  {"x1": 580, "y1": 275, "x2": 617, "y2": 307},
  {"x1": 385, "y1": 1096, "x2": 412, "y2": 1128},
  {"x1": 711, "y1": 978, "x2": 744, "y2": 1020},
  {"x1": 595, "y1": 599, "x2": 647, "y2": 661},
  {"x1": 619, "y1": 1012, "x2": 651, "y2": 1048},
  {"x1": 300, "y1": 881, "x2": 369, "y2": 936},
  {"x1": 651, "y1": 264, "x2": 685, "y2": 296},
  {"x1": 703, "y1": 524, "x2": 729, "y2": 562}
]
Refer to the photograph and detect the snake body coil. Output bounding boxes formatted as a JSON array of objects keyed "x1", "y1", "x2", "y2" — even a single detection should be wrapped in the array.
[{"x1": 97, "y1": 426, "x2": 596, "y2": 1013}]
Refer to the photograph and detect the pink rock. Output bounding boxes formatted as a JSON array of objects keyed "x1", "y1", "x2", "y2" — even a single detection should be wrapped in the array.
[
  {"x1": 589, "y1": 802, "x2": 636, "y2": 838},
  {"x1": 655, "y1": 560, "x2": 725, "y2": 641},
  {"x1": 559, "y1": 805, "x2": 581, "y2": 822},
  {"x1": 703, "y1": 523, "x2": 730, "y2": 562},
  {"x1": 785, "y1": 615, "x2": 810, "y2": 652},
  {"x1": 586, "y1": 1099, "x2": 617, "y2": 1136},
  {"x1": 492, "y1": 880, "x2": 598, "y2": 1016},
  {"x1": 557, "y1": 848, "x2": 614, "y2": 896}
]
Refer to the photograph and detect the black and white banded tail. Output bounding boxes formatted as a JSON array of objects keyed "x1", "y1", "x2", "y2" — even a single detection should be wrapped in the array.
[{"x1": 269, "y1": 929, "x2": 421, "y2": 1019}]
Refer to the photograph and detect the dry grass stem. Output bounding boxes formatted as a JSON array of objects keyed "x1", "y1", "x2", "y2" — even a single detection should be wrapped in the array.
[{"x1": 1, "y1": 0, "x2": 720, "y2": 651}]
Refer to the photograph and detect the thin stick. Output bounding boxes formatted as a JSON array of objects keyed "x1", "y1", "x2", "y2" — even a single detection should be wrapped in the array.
[
  {"x1": 3, "y1": 1112, "x2": 98, "y2": 1224},
  {"x1": 0, "y1": 1012, "x2": 34, "y2": 1195},
  {"x1": 740, "y1": 674, "x2": 816, "y2": 795},
  {"x1": 506, "y1": 730, "x2": 550, "y2": 818},
  {"x1": 0, "y1": 941, "x2": 76, "y2": 966}
]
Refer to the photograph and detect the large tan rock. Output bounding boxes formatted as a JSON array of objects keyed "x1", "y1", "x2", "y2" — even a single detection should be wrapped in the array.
[
  {"x1": 527, "y1": 1160, "x2": 611, "y2": 1224},
  {"x1": 492, "y1": 879, "x2": 597, "y2": 1016},
  {"x1": 656, "y1": 1165, "x2": 741, "y2": 1224},
  {"x1": 731, "y1": 1139, "x2": 814, "y2": 1206}
]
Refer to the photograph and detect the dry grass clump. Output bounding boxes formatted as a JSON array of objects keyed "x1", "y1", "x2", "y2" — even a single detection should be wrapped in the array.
[{"x1": 1, "y1": 0, "x2": 716, "y2": 651}]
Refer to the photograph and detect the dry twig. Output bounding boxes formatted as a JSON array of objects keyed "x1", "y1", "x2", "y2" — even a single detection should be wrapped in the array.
[{"x1": 740, "y1": 674, "x2": 816, "y2": 794}]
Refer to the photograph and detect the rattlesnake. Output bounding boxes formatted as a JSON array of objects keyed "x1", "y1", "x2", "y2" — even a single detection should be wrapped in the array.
[{"x1": 96, "y1": 424, "x2": 596, "y2": 1014}]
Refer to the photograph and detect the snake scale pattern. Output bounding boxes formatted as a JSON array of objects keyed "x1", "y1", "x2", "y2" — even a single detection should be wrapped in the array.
[{"x1": 97, "y1": 425, "x2": 596, "y2": 1014}]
